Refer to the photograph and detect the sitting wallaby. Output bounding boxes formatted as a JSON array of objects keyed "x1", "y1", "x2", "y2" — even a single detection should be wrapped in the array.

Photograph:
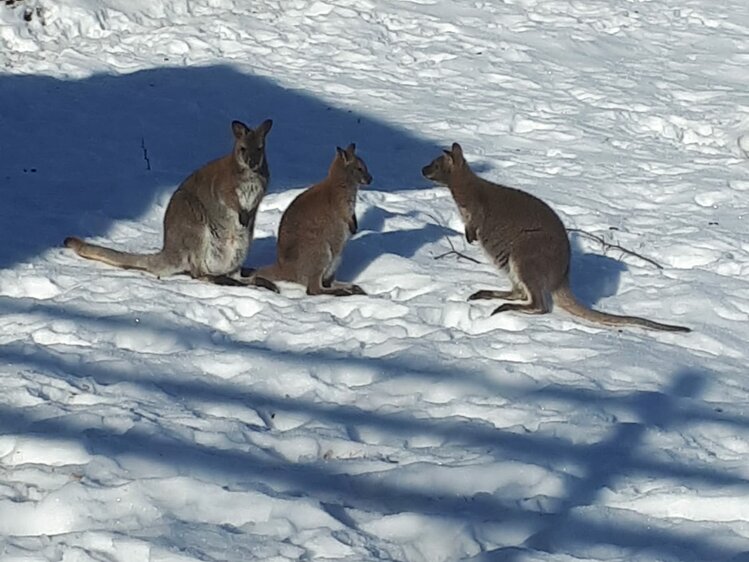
[
  {"x1": 422, "y1": 143, "x2": 690, "y2": 333},
  {"x1": 244, "y1": 144, "x2": 371, "y2": 296},
  {"x1": 65, "y1": 119, "x2": 277, "y2": 290}
]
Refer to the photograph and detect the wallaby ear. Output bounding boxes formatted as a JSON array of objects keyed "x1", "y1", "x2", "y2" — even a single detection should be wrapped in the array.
[
  {"x1": 450, "y1": 142, "x2": 465, "y2": 162},
  {"x1": 345, "y1": 143, "x2": 356, "y2": 156},
  {"x1": 256, "y1": 118, "x2": 273, "y2": 139},
  {"x1": 442, "y1": 148, "x2": 454, "y2": 167},
  {"x1": 232, "y1": 120, "x2": 250, "y2": 139},
  {"x1": 336, "y1": 146, "x2": 351, "y2": 163}
]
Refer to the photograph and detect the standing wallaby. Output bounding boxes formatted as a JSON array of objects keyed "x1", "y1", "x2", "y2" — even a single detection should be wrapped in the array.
[
  {"x1": 65, "y1": 119, "x2": 277, "y2": 290},
  {"x1": 244, "y1": 144, "x2": 372, "y2": 296},
  {"x1": 422, "y1": 143, "x2": 690, "y2": 333}
]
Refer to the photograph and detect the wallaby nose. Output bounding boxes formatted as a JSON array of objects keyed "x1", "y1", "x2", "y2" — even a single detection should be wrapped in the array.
[
  {"x1": 421, "y1": 165, "x2": 430, "y2": 177},
  {"x1": 365, "y1": 173, "x2": 373, "y2": 185}
]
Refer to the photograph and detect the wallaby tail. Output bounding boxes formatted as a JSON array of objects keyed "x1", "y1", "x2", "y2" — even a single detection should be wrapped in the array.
[
  {"x1": 64, "y1": 236, "x2": 164, "y2": 274},
  {"x1": 552, "y1": 281, "x2": 691, "y2": 333}
]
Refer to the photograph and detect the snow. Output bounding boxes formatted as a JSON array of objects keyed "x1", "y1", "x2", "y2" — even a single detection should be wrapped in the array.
[{"x1": 1, "y1": 0, "x2": 749, "y2": 560}]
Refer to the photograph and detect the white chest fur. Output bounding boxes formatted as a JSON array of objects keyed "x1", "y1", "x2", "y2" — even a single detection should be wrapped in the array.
[{"x1": 237, "y1": 174, "x2": 267, "y2": 211}]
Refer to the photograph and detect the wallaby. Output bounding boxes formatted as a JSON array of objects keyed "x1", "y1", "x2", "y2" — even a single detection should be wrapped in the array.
[
  {"x1": 422, "y1": 143, "x2": 690, "y2": 333},
  {"x1": 244, "y1": 144, "x2": 372, "y2": 296},
  {"x1": 65, "y1": 119, "x2": 277, "y2": 290}
]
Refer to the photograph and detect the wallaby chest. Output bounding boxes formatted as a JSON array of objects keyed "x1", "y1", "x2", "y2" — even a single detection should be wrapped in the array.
[
  {"x1": 200, "y1": 173, "x2": 266, "y2": 276},
  {"x1": 236, "y1": 173, "x2": 267, "y2": 213}
]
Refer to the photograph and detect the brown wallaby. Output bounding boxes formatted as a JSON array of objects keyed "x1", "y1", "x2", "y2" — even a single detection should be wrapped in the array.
[
  {"x1": 244, "y1": 144, "x2": 372, "y2": 296},
  {"x1": 65, "y1": 119, "x2": 277, "y2": 290},
  {"x1": 422, "y1": 143, "x2": 690, "y2": 333}
]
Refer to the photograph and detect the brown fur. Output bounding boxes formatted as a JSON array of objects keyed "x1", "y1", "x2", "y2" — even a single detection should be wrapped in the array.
[
  {"x1": 422, "y1": 143, "x2": 690, "y2": 333},
  {"x1": 65, "y1": 119, "x2": 277, "y2": 290},
  {"x1": 246, "y1": 144, "x2": 372, "y2": 296}
]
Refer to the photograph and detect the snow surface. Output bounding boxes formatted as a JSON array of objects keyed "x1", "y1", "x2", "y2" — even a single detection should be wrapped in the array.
[{"x1": 1, "y1": 0, "x2": 749, "y2": 560}]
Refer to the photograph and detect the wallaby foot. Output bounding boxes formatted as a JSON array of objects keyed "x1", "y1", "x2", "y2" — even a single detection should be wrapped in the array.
[
  {"x1": 491, "y1": 301, "x2": 549, "y2": 316},
  {"x1": 468, "y1": 288, "x2": 525, "y2": 302},
  {"x1": 247, "y1": 275, "x2": 279, "y2": 293},
  {"x1": 335, "y1": 283, "x2": 366, "y2": 296},
  {"x1": 203, "y1": 274, "x2": 245, "y2": 287},
  {"x1": 202, "y1": 273, "x2": 279, "y2": 293},
  {"x1": 307, "y1": 282, "x2": 366, "y2": 297}
]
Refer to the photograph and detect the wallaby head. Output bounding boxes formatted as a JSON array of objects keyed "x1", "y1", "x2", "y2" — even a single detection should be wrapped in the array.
[
  {"x1": 232, "y1": 119, "x2": 273, "y2": 172},
  {"x1": 330, "y1": 143, "x2": 373, "y2": 186},
  {"x1": 422, "y1": 142, "x2": 467, "y2": 184}
]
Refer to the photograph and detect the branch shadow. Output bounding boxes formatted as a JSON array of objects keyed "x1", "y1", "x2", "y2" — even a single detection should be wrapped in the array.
[
  {"x1": 0, "y1": 298, "x2": 747, "y2": 562},
  {"x1": 0, "y1": 65, "x2": 442, "y2": 270}
]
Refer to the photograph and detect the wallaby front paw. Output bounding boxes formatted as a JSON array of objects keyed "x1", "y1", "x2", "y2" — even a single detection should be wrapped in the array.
[{"x1": 240, "y1": 267, "x2": 255, "y2": 278}]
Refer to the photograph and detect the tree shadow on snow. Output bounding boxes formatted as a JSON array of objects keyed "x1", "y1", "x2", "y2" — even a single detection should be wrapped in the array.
[
  {"x1": 0, "y1": 65, "x2": 444, "y2": 270},
  {"x1": 0, "y1": 301, "x2": 747, "y2": 560}
]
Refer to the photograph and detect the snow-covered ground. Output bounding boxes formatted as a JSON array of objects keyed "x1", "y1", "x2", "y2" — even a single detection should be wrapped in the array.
[{"x1": 2, "y1": 0, "x2": 749, "y2": 560}]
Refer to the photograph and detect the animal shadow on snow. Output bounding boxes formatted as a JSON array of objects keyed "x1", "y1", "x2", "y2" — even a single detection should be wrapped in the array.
[
  {"x1": 567, "y1": 233, "x2": 627, "y2": 307},
  {"x1": 0, "y1": 298, "x2": 746, "y2": 562},
  {"x1": 0, "y1": 65, "x2": 442, "y2": 270},
  {"x1": 336, "y1": 206, "x2": 446, "y2": 283}
]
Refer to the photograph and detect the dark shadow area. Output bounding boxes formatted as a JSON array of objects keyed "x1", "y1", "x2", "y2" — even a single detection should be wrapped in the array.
[
  {"x1": 568, "y1": 233, "x2": 626, "y2": 307},
  {"x1": 337, "y1": 222, "x2": 446, "y2": 282},
  {"x1": 245, "y1": 205, "x2": 447, "y2": 280},
  {"x1": 0, "y1": 300, "x2": 747, "y2": 562},
  {"x1": 0, "y1": 65, "x2": 443, "y2": 269}
]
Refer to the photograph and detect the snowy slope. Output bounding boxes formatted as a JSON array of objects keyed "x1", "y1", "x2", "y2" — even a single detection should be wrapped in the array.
[{"x1": 1, "y1": 0, "x2": 749, "y2": 560}]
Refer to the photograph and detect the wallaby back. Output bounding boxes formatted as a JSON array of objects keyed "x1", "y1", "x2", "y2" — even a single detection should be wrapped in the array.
[{"x1": 422, "y1": 142, "x2": 690, "y2": 333}]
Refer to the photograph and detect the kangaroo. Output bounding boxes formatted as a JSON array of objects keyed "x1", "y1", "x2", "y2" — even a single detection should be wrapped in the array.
[
  {"x1": 244, "y1": 144, "x2": 372, "y2": 296},
  {"x1": 65, "y1": 119, "x2": 277, "y2": 290},
  {"x1": 422, "y1": 143, "x2": 690, "y2": 333}
]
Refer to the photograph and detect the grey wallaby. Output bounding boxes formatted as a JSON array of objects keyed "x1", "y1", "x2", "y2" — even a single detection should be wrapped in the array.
[
  {"x1": 65, "y1": 119, "x2": 277, "y2": 290},
  {"x1": 243, "y1": 144, "x2": 372, "y2": 296},
  {"x1": 422, "y1": 143, "x2": 690, "y2": 333}
]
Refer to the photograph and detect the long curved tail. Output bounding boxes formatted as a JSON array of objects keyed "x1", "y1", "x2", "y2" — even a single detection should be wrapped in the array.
[
  {"x1": 64, "y1": 236, "x2": 164, "y2": 273},
  {"x1": 552, "y1": 281, "x2": 691, "y2": 333}
]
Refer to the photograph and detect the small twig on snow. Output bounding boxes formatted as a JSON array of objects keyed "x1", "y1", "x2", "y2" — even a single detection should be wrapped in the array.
[
  {"x1": 434, "y1": 235, "x2": 482, "y2": 264},
  {"x1": 567, "y1": 227, "x2": 663, "y2": 270},
  {"x1": 140, "y1": 136, "x2": 152, "y2": 171},
  {"x1": 425, "y1": 212, "x2": 482, "y2": 264}
]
